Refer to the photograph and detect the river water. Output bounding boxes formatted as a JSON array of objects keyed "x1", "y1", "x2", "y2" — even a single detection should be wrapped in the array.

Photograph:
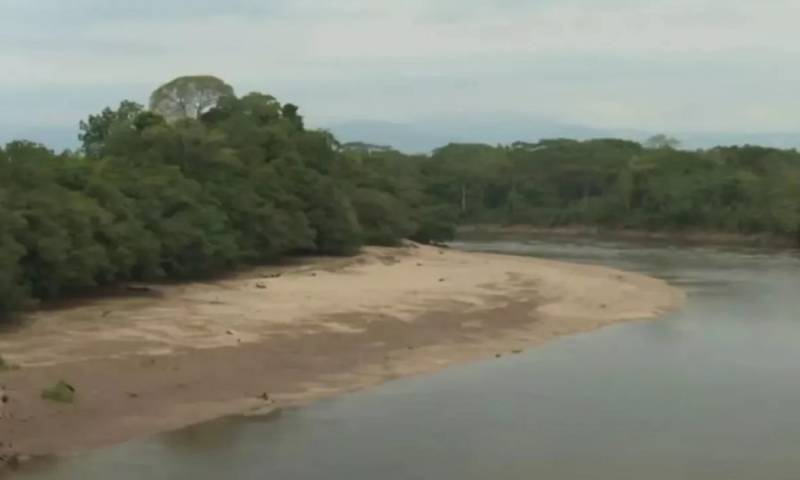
[{"x1": 14, "y1": 239, "x2": 800, "y2": 479}]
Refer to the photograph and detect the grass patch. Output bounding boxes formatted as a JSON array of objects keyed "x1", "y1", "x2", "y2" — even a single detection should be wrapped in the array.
[
  {"x1": 0, "y1": 355, "x2": 18, "y2": 372},
  {"x1": 41, "y1": 381, "x2": 76, "y2": 403}
]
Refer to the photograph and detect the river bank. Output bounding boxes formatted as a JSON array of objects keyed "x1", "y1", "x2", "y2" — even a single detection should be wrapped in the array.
[
  {"x1": 0, "y1": 244, "x2": 683, "y2": 466},
  {"x1": 458, "y1": 225, "x2": 798, "y2": 249}
]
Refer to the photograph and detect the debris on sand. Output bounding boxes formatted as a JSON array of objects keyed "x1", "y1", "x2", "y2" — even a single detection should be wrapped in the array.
[
  {"x1": 1, "y1": 451, "x2": 31, "y2": 470},
  {"x1": 258, "y1": 392, "x2": 274, "y2": 404},
  {"x1": 0, "y1": 356, "x2": 19, "y2": 372},
  {"x1": 1, "y1": 453, "x2": 19, "y2": 470},
  {"x1": 41, "y1": 381, "x2": 76, "y2": 404},
  {"x1": 0, "y1": 385, "x2": 8, "y2": 420}
]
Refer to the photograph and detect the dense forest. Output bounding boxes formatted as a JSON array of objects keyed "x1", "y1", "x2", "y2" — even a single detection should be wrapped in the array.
[
  {"x1": 416, "y1": 137, "x2": 800, "y2": 233},
  {"x1": 3, "y1": 75, "x2": 800, "y2": 319},
  {"x1": 0, "y1": 76, "x2": 454, "y2": 320}
]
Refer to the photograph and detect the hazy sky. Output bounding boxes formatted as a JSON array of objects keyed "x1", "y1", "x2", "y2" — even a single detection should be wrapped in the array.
[{"x1": 2, "y1": 0, "x2": 800, "y2": 147}]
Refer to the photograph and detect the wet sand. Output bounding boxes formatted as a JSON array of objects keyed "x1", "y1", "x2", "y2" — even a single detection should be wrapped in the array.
[{"x1": 0, "y1": 244, "x2": 684, "y2": 462}]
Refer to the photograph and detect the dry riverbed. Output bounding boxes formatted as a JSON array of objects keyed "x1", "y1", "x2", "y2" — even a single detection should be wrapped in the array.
[{"x1": 0, "y1": 244, "x2": 684, "y2": 465}]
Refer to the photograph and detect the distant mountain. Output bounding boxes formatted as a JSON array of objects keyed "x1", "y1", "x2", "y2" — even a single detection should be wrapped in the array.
[
  {"x1": 326, "y1": 116, "x2": 800, "y2": 153},
  {"x1": 326, "y1": 116, "x2": 624, "y2": 153},
  {"x1": 0, "y1": 126, "x2": 78, "y2": 151},
  {"x1": 5, "y1": 117, "x2": 800, "y2": 155},
  {"x1": 325, "y1": 120, "x2": 448, "y2": 154},
  {"x1": 679, "y1": 132, "x2": 800, "y2": 150}
]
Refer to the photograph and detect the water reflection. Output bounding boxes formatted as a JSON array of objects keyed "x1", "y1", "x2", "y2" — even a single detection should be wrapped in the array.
[
  {"x1": 159, "y1": 417, "x2": 246, "y2": 455},
  {"x1": 14, "y1": 239, "x2": 800, "y2": 480}
]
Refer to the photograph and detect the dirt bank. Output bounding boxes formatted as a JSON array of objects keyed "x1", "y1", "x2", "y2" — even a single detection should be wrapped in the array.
[{"x1": 0, "y1": 244, "x2": 684, "y2": 463}]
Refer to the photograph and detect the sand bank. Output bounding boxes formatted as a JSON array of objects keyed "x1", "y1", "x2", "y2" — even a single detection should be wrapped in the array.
[{"x1": 0, "y1": 244, "x2": 684, "y2": 461}]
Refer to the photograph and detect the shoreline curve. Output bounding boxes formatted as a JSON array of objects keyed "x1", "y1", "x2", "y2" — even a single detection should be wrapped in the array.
[{"x1": 0, "y1": 243, "x2": 685, "y2": 464}]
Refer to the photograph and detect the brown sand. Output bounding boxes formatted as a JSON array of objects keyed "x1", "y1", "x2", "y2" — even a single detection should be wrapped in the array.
[{"x1": 0, "y1": 244, "x2": 684, "y2": 461}]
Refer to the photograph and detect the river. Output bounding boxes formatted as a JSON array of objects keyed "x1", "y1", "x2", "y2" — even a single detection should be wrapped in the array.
[{"x1": 13, "y1": 238, "x2": 800, "y2": 479}]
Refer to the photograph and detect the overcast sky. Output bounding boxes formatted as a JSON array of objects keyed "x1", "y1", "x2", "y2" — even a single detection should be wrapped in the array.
[{"x1": 2, "y1": 0, "x2": 800, "y2": 147}]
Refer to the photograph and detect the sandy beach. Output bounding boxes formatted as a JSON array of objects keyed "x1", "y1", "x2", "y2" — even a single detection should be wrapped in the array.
[{"x1": 0, "y1": 244, "x2": 684, "y2": 462}]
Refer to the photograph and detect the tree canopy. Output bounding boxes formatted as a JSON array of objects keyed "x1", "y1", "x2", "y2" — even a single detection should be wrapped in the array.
[
  {"x1": 149, "y1": 75, "x2": 235, "y2": 121},
  {"x1": 0, "y1": 77, "x2": 454, "y2": 321},
  {"x1": 3, "y1": 76, "x2": 800, "y2": 321},
  {"x1": 645, "y1": 134, "x2": 681, "y2": 150}
]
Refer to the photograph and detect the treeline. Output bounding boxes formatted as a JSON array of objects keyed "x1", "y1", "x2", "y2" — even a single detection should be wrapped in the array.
[
  {"x1": 415, "y1": 139, "x2": 800, "y2": 235},
  {"x1": 346, "y1": 138, "x2": 800, "y2": 238},
  {"x1": 4, "y1": 75, "x2": 800, "y2": 319},
  {"x1": 0, "y1": 76, "x2": 454, "y2": 319}
]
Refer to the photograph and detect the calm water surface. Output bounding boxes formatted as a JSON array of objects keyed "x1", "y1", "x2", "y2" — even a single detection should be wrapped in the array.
[{"x1": 15, "y1": 239, "x2": 800, "y2": 479}]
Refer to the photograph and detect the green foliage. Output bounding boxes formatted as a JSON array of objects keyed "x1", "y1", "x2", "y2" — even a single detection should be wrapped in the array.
[
  {"x1": 0, "y1": 355, "x2": 17, "y2": 372},
  {"x1": 351, "y1": 188, "x2": 415, "y2": 246},
  {"x1": 0, "y1": 201, "x2": 28, "y2": 316},
  {"x1": 645, "y1": 134, "x2": 681, "y2": 150},
  {"x1": 0, "y1": 77, "x2": 458, "y2": 321},
  {"x1": 16, "y1": 75, "x2": 800, "y2": 323},
  {"x1": 411, "y1": 205, "x2": 457, "y2": 244},
  {"x1": 418, "y1": 141, "x2": 800, "y2": 239},
  {"x1": 281, "y1": 103, "x2": 304, "y2": 131},
  {"x1": 41, "y1": 381, "x2": 76, "y2": 403},
  {"x1": 79, "y1": 101, "x2": 144, "y2": 158},
  {"x1": 305, "y1": 180, "x2": 363, "y2": 255}
]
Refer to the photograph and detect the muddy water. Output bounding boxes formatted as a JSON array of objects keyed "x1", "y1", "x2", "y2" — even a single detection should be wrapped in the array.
[{"x1": 15, "y1": 239, "x2": 800, "y2": 479}]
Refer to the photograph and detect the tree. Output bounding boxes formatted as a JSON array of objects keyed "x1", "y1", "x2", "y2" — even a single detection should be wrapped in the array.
[
  {"x1": 350, "y1": 188, "x2": 415, "y2": 246},
  {"x1": 429, "y1": 143, "x2": 504, "y2": 217},
  {"x1": 304, "y1": 179, "x2": 362, "y2": 255},
  {"x1": 79, "y1": 101, "x2": 144, "y2": 157},
  {"x1": 27, "y1": 73, "x2": 800, "y2": 322},
  {"x1": 149, "y1": 75, "x2": 235, "y2": 121},
  {"x1": 645, "y1": 134, "x2": 681, "y2": 150},
  {"x1": 281, "y1": 103, "x2": 304, "y2": 131},
  {"x1": 0, "y1": 198, "x2": 28, "y2": 317}
]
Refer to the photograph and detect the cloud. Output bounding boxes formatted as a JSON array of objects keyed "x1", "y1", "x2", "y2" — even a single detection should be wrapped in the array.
[{"x1": 2, "y1": 0, "x2": 800, "y2": 143}]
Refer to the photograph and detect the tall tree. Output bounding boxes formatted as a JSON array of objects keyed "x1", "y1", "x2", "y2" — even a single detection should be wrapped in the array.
[
  {"x1": 645, "y1": 134, "x2": 681, "y2": 150},
  {"x1": 149, "y1": 76, "x2": 235, "y2": 121}
]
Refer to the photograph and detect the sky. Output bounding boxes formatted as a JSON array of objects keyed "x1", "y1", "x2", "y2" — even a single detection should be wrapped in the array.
[{"x1": 3, "y1": 0, "x2": 800, "y2": 149}]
